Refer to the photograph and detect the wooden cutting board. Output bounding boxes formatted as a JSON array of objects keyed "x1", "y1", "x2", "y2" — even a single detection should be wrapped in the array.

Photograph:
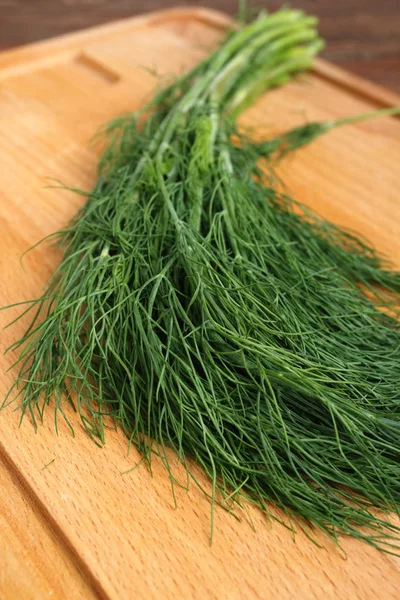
[{"x1": 0, "y1": 7, "x2": 399, "y2": 600}]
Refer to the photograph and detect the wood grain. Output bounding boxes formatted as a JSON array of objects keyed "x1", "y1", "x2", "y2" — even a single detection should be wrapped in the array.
[
  {"x1": 1, "y1": 1, "x2": 400, "y2": 93},
  {"x1": 0, "y1": 7, "x2": 400, "y2": 600},
  {"x1": 0, "y1": 454, "x2": 98, "y2": 600}
]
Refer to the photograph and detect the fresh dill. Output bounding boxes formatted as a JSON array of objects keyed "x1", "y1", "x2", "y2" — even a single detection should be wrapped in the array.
[
  {"x1": 3, "y1": 8, "x2": 400, "y2": 552},
  {"x1": 41, "y1": 459, "x2": 56, "y2": 471}
]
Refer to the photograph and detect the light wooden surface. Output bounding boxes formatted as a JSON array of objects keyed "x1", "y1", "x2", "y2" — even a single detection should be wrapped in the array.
[
  {"x1": 0, "y1": 455, "x2": 97, "y2": 600},
  {"x1": 0, "y1": 7, "x2": 399, "y2": 600}
]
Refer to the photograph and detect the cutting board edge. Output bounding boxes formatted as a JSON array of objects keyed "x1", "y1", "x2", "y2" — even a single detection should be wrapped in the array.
[{"x1": 0, "y1": 6, "x2": 399, "y2": 110}]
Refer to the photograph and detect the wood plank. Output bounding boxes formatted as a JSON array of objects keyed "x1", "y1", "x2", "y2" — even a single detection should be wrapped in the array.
[
  {"x1": 0, "y1": 453, "x2": 99, "y2": 600},
  {"x1": 0, "y1": 8, "x2": 399, "y2": 599}
]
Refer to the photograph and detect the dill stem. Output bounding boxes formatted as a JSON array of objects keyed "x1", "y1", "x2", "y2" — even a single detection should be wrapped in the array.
[{"x1": 329, "y1": 106, "x2": 400, "y2": 128}]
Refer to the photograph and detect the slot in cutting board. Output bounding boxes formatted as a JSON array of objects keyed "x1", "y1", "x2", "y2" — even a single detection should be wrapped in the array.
[{"x1": 0, "y1": 7, "x2": 399, "y2": 600}]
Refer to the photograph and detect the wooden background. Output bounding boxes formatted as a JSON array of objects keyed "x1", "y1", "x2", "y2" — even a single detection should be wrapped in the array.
[{"x1": 1, "y1": 0, "x2": 399, "y2": 93}]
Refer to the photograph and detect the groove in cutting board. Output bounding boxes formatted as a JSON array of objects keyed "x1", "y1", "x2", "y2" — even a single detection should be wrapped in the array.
[{"x1": 75, "y1": 53, "x2": 120, "y2": 84}]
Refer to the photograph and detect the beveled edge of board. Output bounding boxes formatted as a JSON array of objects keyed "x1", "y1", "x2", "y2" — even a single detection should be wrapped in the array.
[{"x1": 0, "y1": 6, "x2": 399, "y2": 112}]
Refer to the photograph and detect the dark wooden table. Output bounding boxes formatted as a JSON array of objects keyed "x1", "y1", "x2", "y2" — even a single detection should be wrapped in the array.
[{"x1": 1, "y1": 0, "x2": 399, "y2": 93}]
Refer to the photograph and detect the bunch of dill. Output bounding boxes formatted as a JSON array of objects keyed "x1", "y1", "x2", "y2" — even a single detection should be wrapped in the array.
[{"x1": 4, "y1": 8, "x2": 400, "y2": 552}]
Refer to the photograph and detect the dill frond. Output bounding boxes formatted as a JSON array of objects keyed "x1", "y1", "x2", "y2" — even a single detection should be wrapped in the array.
[{"x1": 3, "y1": 8, "x2": 400, "y2": 552}]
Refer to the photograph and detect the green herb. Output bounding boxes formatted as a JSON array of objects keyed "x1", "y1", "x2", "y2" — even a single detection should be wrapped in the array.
[
  {"x1": 3, "y1": 8, "x2": 400, "y2": 552},
  {"x1": 41, "y1": 459, "x2": 56, "y2": 471}
]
